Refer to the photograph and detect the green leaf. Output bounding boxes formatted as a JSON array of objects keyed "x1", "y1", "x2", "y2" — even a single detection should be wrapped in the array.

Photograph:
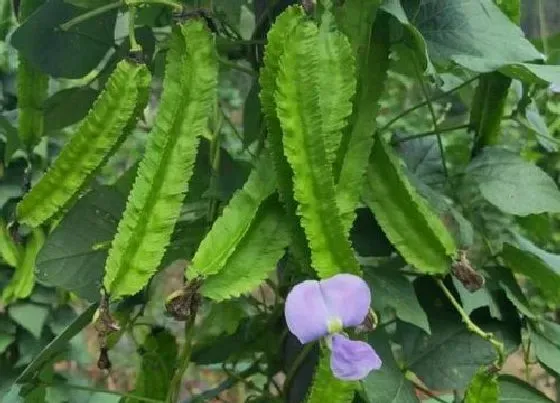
[
  {"x1": 0, "y1": 116, "x2": 22, "y2": 164},
  {"x1": 307, "y1": 347, "x2": 356, "y2": 403},
  {"x1": 335, "y1": 10, "x2": 390, "y2": 235},
  {"x1": 11, "y1": 0, "x2": 117, "y2": 78},
  {"x1": 464, "y1": 368, "x2": 499, "y2": 403},
  {"x1": 495, "y1": 0, "x2": 520, "y2": 23},
  {"x1": 104, "y1": 21, "x2": 217, "y2": 299},
  {"x1": 397, "y1": 278, "x2": 520, "y2": 390},
  {"x1": 35, "y1": 182, "x2": 206, "y2": 302},
  {"x1": 402, "y1": 0, "x2": 542, "y2": 72},
  {"x1": 190, "y1": 155, "x2": 276, "y2": 279},
  {"x1": 498, "y1": 376, "x2": 553, "y2": 402},
  {"x1": 15, "y1": 304, "x2": 96, "y2": 383},
  {"x1": 363, "y1": 265, "x2": 430, "y2": 334},
  {"x1": 125, "y1": 328, "x2": 177, "y2": 403},
  {"x1": 361, "y1": 329, "x2": 418, "y2": 403},
  {"x1": 17, "y1": 60, "x2": 152, "y2": 228},
  {"x1": 43, "y1": 87, "x2": 99, "y2": 132},
  {"x1": 502, "y1": 63, "x2": 560, "y2": 86},
  {"x1": 500, "y1": 235, "x2": 560, "y2": 304},
  {"x1": 464, "y1": 147, "x2": 560, "y2": 216},
  {"x1": 8, "y1": 303, "x2": 49, "y2": 339},
  {"x1": 275, "y1": 21, "x2": 359, "y2": 277},
  {"x1": 63, "y1": 0, "x2": 114, "y2": 8},
  {"x1": 530, "y1": 320, "x2": 560, "y2": 377},
  {"x1": 486, "y1": 266, "x2": 536, "y2": 319},
  {"x1": 0, "y1": 218, "x2": 22, "y2": 268},
  {"x1": 2, "y1": 229, "x2": 44, "y2": 304},
  {"x1": 17, "y1": 55, "x2": 48, "y2": 150},
  {"x1": 363, "y1": 138, "x2": 456, "y2": 274},
  {"x1": 201, "y1": 198, "x2": 290, "y2": 301}
]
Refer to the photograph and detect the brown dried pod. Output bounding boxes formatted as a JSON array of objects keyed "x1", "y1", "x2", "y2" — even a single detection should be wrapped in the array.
[
  {"x1": 165, "y1": 277, "x2": 203, "y2": 321},
  {"x1": 97, "y1": 347, "x2": 112, "y2": 370},
  {"x1": 355, "y1": 309, "x2": 378, "y2": 334},
  {"x1": 451, "y1": 250, "x2": 485, "y2": 292}
]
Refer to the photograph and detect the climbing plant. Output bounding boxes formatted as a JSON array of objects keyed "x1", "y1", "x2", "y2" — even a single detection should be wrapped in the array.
[{"x1": 1, "y1": 0, "x2": 560, "y2": 402}]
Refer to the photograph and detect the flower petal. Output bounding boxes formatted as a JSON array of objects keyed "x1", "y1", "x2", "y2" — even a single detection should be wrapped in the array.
[
  {"x1": 329, "y1": 334, "x2": 381, "y2": 381},
  {"x1": 320, "y1": 274, "x2": 371, "y2": 328},
  {"x1": 285, "y1": 279, "x2": 329, "y2": 343}
]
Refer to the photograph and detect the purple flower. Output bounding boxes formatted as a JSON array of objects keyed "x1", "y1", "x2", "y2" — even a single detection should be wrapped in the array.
[
  {"x1": 284, "y1": 274, "x2": 382, "y2": 381},
  {"x1": 550, "y1": 82, "x2": 560, "y2": 94}
]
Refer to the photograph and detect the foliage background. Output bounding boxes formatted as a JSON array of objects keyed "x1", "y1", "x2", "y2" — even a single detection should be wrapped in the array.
[{"x1": 1, "y1": 0, "x2": 560, "y2": 402}]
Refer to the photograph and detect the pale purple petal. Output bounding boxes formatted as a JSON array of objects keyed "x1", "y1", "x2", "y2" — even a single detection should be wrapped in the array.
[
  {"x1": 329, "y1": 334, "x2": 381, "y2": 381},
  {"x1": 285, "y1": 280, "x2": 329, "y2": 343},
  {"x1": 550, "y1": 82, "x2": 560, "y2": 93},
  {"x1": 320, "y1": 274, "x2": 371, "y2": 328}
]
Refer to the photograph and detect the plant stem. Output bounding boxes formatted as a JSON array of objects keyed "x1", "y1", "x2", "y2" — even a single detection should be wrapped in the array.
[
  {"x1": 166, "y1": 316, "x2": 196, "y2": 403},
  {"x1": 60, "y1": 1, "x2": 124, "y2": 31},
  {"x1": 60, "y1": 0, "x2": 182, "y2": 31},
  {"x1": 436, "y1": 279, "x2": 505, "y2": 368},
  {"x1": 413, "y1": 57, "x2": 448, "y2": 177},
  {"x1": 284, "y1": 342, "x2": 315, "y2": 394},
  {"x1": 538, "y1": 0, "x2": 550, "y2": 57},
  {"x1": 41, "y1": 381, "x2": 164, "y2": 403},
  {"x1": 218, "y1": 57, "x2": 256, "y2": 76},
  {"x1": 392, "y1": 124, "x2": 471, "y2": 144},
  {"x1": 378, "y1": 76, "x2": 479, "y2": 134},
  {"x1": 128, "y1": 6, "x2": 140, "y2": 52}
]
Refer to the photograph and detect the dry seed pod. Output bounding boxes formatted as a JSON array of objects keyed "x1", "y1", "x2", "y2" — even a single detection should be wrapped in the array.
[
  {"x1": 165, "y1": 277, "x2": 203, "y2": 322},
  {"x1": 452, "y1": 250, "x2": 485, "y2": 292}
]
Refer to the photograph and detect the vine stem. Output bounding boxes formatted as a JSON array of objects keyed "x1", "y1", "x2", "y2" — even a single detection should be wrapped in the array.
[
  {"x1": 128, "y1": 6, "x2": 140, "y2": 51},
  {"x1": 283, "y1": 342, "x2": 315, "y2": 394},
  {"x1": 378, "y1": 75, "x2": 479, "y2": 134},
  {"x1": 412, "y1": 56, "x2": 448, "y2": 178},
  {"x1": 391, "y1": 124, "x2": 471, "y2": 145},
  {"x1": 436, "y1": 279, "x2": 505, "y2": 368},
  {"x1": 59, "y1": 0, "x2": 182, "y2": 31},
  {"x1": 166, "y1": 316, "x2": 196, "y2": 403}
]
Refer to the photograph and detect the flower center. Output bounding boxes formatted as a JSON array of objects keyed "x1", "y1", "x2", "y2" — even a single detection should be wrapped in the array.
[{"x1": 327, "y1": 317, "x2": 343, "y2": 334}]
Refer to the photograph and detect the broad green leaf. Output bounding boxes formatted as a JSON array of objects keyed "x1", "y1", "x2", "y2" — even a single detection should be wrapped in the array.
[
  {"x1": 361, "y1": 329, "x2": 418, "y2": 403},
  {"x1": 104, "y1": 21, "x2": 217, "y2": 299},
  {"x1": 259, "y1": 5, "x2": 310, "y2": 267},
  {"x1": 502, "y1": 63, "x2": 560, "y2": 86},
  {"x1": 0, "y1": 219, "x2": 22, "y2": 268},
  {"x1": 125, "y1": 329, "x2": 177, "y2": 403},
  {"x1": 500, "y1": 235, "x2": 560, "y2": 304},
  {"x1": 43, "y1": 87, "x2": 99, "y2": 132},
  {"x1": 335, "y1": 9, "x2": 390, "y2": 234},
  {"x1": 201, "y1": 198, "x2": 290, "y2": 300},
  {"x1": 397, "y1": 278, "x2": 520, "y2": 390},
  {"x1": 486, "y1": 266, "x2": 536, "y2": 319},
  {"x1": 275, "y1": 21, "x2": 359, "y2": 277},
  {"x1": 363, "y1": 265, "x2": 430, "y2": 334},
  {"x1": 11, "y1": 0, "x2": 117, "y2": 78},
  {"x1": 379, "y1": 0, "x2": 432, "y2": 72},
  {"x1": 401, "y1": 0, "x2": 542, "y2": 72},
  {"x1": 189, "y1": 155, "x2": 276, "y2": 279},
  {"x1": 8, "y1": 303, "x2": 49, "y2": 339},
  {"x1": 2, "y1": 229, "x2": 44, "y2": 304},
  {"x1": 495, "y1": 0, "x2": 520, "y2": 23},
  {"x1": 0, "y1": 116, "x2": 21, "y2": 164},
  {"x1": 36, "y1": 184, "x2": 205, "y2": 302},
  {"x1": 530, "y1": 320, "x2": 560, "y2": 376},
  {"x1": 517, "y1": 100, "x2": 557, "y2": 152},
  {"x1": 17, "y1": 56, "x2": 48, "y2": 150},
  {"x1": 363, "y1": 138, "x2": 456, "y2": 274},
  {"x1": 307, "y1": 347, "x2": 356, "y2": 403},
  {"x1": 464, "y1": 147, "x2": 560, "y2": 216},
  {"x1": 498, "y1": 376, "x2": 553, "y2": 402},
  {"x1": 470, "y1": 73, "x2": 512, "y2": 151},
  {"x1": 15, "y1": 304, "x2": 96, "y2": 383},
  {"x1": 17, "y1": 60, "x2": 151, "y2": 228},
  {"x1": 464, "y1": 368, "x2": 499, "y2": 403},
  {"x1": 0, "y1": 333, "x2": 15, "y2": 354}
]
